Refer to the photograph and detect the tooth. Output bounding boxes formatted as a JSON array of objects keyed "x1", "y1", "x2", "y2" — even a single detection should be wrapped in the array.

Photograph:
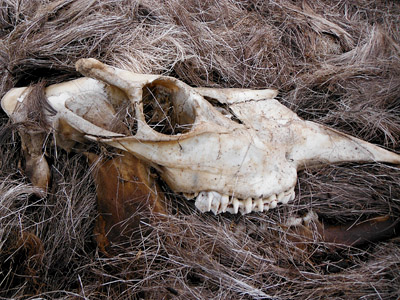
[
  {"x1": 195, "y1": 192, "x2": 211, "y2": 212},
  {"x1": 232, "y1": 198, "x2": 240, "y2": 214},
  {"x1": 255, "y1": 198, "x2": 264, "y2": 212},
  {"x1": 210, "y1": 192, "x2": 222, "y2": 215},
  {"x1": 219, "y1": 194, "x2": 229, "y2": 213},
  {"x1": 265, "y1": 194, "x2": 276, "y2": 204},
  {"x1": 251, "y1": 200, "x2": 257, "y2": 210},
  {"x1": 277, "y1": 192, "x2": 285, "y2": 203},
  {"x1": 285, "y1": 189, "x2": 296, "y2": 203},
  {"x1": 263, "y1": 203, "x2": 270, "y2": 211},
  {"x1": 225, "y1": 206, "x2": 234, "y2": 214},
  {"x1": 280, "y1": 194, "x2": 291, "y2": 204},
  {"x1": 289, "y1": 190, "x2": 295, "y2": 201},
  {"x1": 207, "y1": 192, "x2": 214, "y2": 212},
  {"x1": 270, "y1": 199, "x2": 278, "y2": 209},
  {"x1": 280, "y1": 188, "x2": 293, "y2": 204},
  {"x1": 243, "y1": 197, "x2": 252, "y2": 214},
  {"x1": 269, "y1": 194, "x2": 277, "y2": 202}
]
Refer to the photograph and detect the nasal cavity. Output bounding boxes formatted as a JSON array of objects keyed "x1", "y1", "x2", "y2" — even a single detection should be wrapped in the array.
[{"x1": 142, "y1": 79, "x2": 195, "y2": 135}]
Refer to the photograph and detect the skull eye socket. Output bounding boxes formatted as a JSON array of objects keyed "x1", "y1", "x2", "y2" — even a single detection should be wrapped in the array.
[{"x1": 142, "y1": 79, "x2": 195, "y2": 135}]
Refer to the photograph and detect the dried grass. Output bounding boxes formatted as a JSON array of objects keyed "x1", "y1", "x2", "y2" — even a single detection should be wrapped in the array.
[{"x1": 1, "y1": 0, "x2": 400, "y2": 299}]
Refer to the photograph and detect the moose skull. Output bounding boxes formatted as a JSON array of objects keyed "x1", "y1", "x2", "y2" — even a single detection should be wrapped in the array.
[{"x1": 2, "y1": 58, "x2": 400, "y2": 215}]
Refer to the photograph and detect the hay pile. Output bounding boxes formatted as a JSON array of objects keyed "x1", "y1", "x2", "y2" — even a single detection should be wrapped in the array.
[{"x1": 1, "y1": 0, "x2": 399, "y2": 299}]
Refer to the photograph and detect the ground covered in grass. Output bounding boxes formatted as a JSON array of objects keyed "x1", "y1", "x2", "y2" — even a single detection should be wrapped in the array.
[{"x1": 1, "y1": 1, "x2": 400, "y2": 299}]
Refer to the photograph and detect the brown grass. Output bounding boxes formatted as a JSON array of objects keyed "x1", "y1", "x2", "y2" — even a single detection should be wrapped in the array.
[{"x1": 1, "y1": 0, "x2": 400, "y2": 299}]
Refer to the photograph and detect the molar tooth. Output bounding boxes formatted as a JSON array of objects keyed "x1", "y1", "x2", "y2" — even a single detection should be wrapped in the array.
[
  {"x1": 225, "y1": 206, "x2": 233, "y2": 213},
  {"x1": 264, "y1": 194, "x2": 276, "y2": 204},
  {"x1": 251, "y1": 200, "x2": 257, "y2": 210},
  {"x1": 209, "y1": 191, "x2": 222, "y2": 215},
  {"x1": 281, "y1": 187, "x2": 295, "y2": 204},
  {"x1": 232, "y1": 198, "x2": 240, "y2": 214},
  {"x1": 289, "y1": 190, "x2": 295, "y2": 201},
  {"x1": 255, "y1": 198, "x2": 264, "y2": 212},
  {"x1": 243, "y1": 197, "x2": 253, "y2": 214},
  {"x1": 269, "y1": 194, "x2": 277, "y2": 202},
  {"x1": 219, "y1": 194, "x2": 229, "y2": 213},
  {"x1": 280, "y1": 194, "x2": 291, "y2": 204},
  {"x1": 207, "y1": 192, "x2": 214, "y2": 212},
  {"x1": 195, "y1": 192, "x2": 211, "y2": 212},
  {"x1": 270, "y1": 199, "x2": 278, "y2": 209},
  {"x1": 277, "y1": 191, "x2": 285, "y2": 203}
]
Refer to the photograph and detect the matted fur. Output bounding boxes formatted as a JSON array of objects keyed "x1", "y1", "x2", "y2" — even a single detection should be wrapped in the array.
[{"x1": 1, "y1": 0, "x2": 399, "y2": 299}]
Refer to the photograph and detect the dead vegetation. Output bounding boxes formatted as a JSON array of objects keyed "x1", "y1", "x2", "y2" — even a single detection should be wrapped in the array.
[{"x1": 0, "y1": 0, "x2": 400, "y2": 299}]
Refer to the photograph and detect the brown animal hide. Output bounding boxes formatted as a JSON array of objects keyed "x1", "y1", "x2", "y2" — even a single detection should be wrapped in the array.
[
  {"x1": 86, "y1": 152, "x2": 166, "y2": 255},
  {"x1": 0, "y1": 231, "x2": 44, "y2": 292},
  {"x1": 321, "y1": 215, "x2": 400, "y2": 247},
  {"x1": 289, "y1": 214, "x2": 400, "y2": 250}
]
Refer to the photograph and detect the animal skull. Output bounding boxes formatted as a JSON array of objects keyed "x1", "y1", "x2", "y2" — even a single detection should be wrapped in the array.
[{"x1": 2, "y1": 58, "x2": 400, "y2": 215}]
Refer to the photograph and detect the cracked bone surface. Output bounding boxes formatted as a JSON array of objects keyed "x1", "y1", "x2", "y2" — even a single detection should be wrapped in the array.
[{"x1": 2, "y1": 58, "x2": 400, "y2": 215}]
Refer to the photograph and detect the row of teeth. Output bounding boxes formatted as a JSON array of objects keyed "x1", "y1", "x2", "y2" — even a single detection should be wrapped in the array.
[{"x1": 184, "y1": 188, "x2": 295, "y2": 215}]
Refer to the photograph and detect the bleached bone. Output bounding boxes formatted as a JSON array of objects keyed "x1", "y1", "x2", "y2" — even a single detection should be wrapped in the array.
[{"x1": 2, "y1": 58, "x2": 400, "y2": 215}]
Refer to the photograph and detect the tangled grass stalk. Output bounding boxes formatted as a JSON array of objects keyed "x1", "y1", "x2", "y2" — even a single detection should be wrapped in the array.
[{"x1": 0, "y1": 0, "x2": 399, "y2": 298}]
